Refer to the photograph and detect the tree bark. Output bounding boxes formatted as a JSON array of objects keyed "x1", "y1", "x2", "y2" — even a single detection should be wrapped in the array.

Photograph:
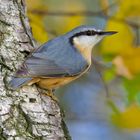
[{"x1": 0, "y1": 0, "x2": 71, "y2": 139}]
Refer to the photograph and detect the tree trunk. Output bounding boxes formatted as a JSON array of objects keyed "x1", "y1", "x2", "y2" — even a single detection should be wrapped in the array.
[{"x1": 0, "y1": 0, "x2": 71, "y2": 139}]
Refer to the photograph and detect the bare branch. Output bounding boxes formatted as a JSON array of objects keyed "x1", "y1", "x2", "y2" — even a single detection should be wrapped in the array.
[
  {"x1": 92, "y1": 57, "x2": 110, "y2": 98},
  {"x1": 30, "y1": 10, "x2": 140, "y2": 28}
]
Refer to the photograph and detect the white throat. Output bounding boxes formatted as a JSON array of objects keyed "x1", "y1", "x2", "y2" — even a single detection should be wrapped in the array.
[
  {"x1": 74, "y1": 35, "x2": 102, "y2": 48},
  {"x1": 73, "y1": 35, "x2": 103, "y2": 63}
]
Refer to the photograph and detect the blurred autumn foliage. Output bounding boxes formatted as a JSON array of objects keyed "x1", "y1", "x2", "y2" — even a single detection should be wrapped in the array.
[
  {"x1": 25, "y1": 0, "x2": 140, "y2": 130},
  {"x1": 26, "y1": 0, "x2": 48, "y2": 43},
  {"x1": 101, "y1": 0, "x2": 140, "y2": 129}
]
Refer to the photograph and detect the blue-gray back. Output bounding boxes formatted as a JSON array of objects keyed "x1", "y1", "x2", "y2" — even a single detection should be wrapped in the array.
[{"x1": 16, "y1": 35, "x2": 88, "y2": 78}]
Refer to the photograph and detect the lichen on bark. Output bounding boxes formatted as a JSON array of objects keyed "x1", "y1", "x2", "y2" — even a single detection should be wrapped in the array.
[{"x1": 0, "y1": 0, "x2": 71, "y2": 139}]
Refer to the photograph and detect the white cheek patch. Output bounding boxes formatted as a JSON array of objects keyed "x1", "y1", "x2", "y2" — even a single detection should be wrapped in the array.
[{"x1": 73, "y1": 35, "x2": 103, "y2": 48}]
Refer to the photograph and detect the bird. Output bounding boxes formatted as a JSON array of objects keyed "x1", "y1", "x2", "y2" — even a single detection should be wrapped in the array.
[{"x1": 9, "y1": 25, "x2": 117, "y2": 94}]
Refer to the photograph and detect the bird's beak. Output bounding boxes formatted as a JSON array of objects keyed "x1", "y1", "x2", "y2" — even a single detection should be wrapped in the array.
[{"x1": 98, "y1": 31, "x2": 118, "y2": 36}]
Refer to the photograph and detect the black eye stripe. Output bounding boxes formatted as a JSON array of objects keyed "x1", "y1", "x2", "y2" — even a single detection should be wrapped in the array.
[
  {"x1": 92, "y1": 31, "x2": 96, "y2": 35},
  {"x1": 87, "y1": 31, "x2": 92, "y2": 35},
  {"x1": 69, "y1": 30, "x2": 97, "y2": 45},
  {"x1": 74, "y1": 30, "x2": 96, "y2": 37}
]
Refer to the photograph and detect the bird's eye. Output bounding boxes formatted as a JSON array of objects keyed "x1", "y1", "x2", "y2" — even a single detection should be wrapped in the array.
[
  {"x1": 82, "y1": 32, "x2": 86, "y2": 35},
  {"x1": 86, "y1": 30, "x2": 91, "y2": 35},
  {"x1": 91, "y1": 30, "x2": 96, "y2": 35}
]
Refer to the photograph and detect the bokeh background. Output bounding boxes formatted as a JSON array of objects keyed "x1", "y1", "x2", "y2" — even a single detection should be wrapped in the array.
[{"x1": 25, "y1": 0, "x2": 140, "y2": 139}]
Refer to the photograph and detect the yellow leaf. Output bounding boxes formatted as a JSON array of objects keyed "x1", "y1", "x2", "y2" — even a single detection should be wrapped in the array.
[
  {"x1": 112, "y1": 46, "x2": 140, "y2": 76},
  {"x1": 101, "y1": 19, "x2": 134, "y2": 54},
  {"x1": 113, "y1": 56, "x2": 133, "y2": 79},
  {"x1": 101, "y1": 10, "x2": 140, "y2": 76},
  {"x1": 26, "y1": 0, "x2": 48, "y2": 43},
  {"x1": 122, "y1": 47, "x2": 140, "y2": 74},
  {"x1": 31, "y1": 22, "x2": 48, "y2": 44},
  {"x1": 112, "y1": 104, "x2": 140, "y2": 128},
  {"x1": 117, "y1": 0, "x2": 140, "y2": 17}
]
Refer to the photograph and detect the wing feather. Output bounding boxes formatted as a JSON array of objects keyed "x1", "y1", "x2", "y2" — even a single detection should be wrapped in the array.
[{"x1": 15, "y1": 36, "x2": 88, "y2": 78}]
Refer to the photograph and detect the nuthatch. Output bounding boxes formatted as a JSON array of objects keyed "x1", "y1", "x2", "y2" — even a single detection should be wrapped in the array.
[{"x1": 9, "y1": 25, "x2": 117, "y2": 91}]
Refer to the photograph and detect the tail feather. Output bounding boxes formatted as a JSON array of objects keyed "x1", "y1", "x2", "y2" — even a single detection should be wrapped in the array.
[{"x1": 9, "y1": 77, "x2": 32, "y2": 90}]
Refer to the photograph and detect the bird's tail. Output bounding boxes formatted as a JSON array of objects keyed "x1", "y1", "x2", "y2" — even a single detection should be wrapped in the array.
[{"x1": 9, "y1": 77, "x2": 32, "y2": 90}]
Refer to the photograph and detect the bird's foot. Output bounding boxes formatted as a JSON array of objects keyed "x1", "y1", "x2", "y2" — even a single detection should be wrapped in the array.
[
  {"x1": 46, "y1": 91, "x2": 58, "y2": 102},
  {"x1": 36, "y1": 87, "x2": 58, "y2": 101}
]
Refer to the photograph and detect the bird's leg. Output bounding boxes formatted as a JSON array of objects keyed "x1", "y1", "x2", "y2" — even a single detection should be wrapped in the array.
[
  {"x1": 37, "y1": 86, "x2": 58, "y2": 102},
  {"x1": 45, "y1": 89, "x2": 58, "y2": 101},
  {"x1": 36, "y1": 85, "x2": 58, "y2": 101}
]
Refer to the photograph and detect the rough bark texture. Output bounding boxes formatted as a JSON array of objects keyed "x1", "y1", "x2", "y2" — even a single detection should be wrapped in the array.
[{"x1": 0, "y1": 0, "x2": 71, "y2": 139}]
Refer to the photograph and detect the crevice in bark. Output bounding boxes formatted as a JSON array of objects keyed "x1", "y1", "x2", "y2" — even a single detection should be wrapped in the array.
[
  {"x1": 15, "y1": 0, "x2": 35, "y2": 48},
  {"x1": 0, "y1": 19, "x2": 11, "y2": 26},
  {"x1": 0, "y1": 56, "x2": 13, "y2": 72}
]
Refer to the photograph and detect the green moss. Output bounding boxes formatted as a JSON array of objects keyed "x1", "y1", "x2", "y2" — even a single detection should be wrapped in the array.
[{"x1": 0, "y1": 127, "x2": 7, "y2": 140}]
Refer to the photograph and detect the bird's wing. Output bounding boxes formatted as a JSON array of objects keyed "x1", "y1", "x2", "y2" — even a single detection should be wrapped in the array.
[{"x1": 15, "y1": 36, "x2": 88, "y2": 78}]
